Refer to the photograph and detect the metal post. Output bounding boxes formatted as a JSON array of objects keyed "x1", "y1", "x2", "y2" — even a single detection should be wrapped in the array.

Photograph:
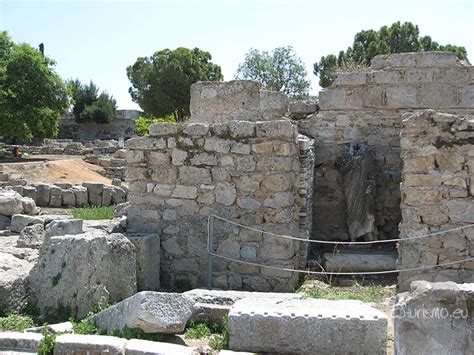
[{"x1": 207, "y1": 215, "x2": 214, "y2": 289}]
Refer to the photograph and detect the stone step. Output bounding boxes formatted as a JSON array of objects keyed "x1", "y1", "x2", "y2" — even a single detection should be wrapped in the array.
[
  {"x1": 323, "y1": 251, "x2": 398, "y2": 272},
  {"x1": 228, "y1": 298, "x2": 387, "y2": 354}
]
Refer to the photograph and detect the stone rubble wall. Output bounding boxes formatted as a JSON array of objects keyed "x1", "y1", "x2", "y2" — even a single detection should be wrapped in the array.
[
  {"x1": 59, "y1": 117, "x2": 136, "y2": 141},
  {"x1": 126, "y1": 119, "x2": 304, "y2": 291},
  {"x1": 297, "y1": 52, "x2": 474, "y2": 243},
  {"x1": 1, "y1": 139, "x2": 122, "y2": 157},
  {"x1": 398, "y1": 110, "x2": 473, "y2": 289},
  {"x1": 7, "y1": 182, "x2": 127, "y2": 208}
]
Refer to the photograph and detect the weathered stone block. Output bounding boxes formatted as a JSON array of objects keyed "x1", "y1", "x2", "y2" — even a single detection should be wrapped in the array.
[
  {"x1": 126, "y1": 233, "x2": 161, "y2": 291},
  {"x1": 0, "y1": 332, "x2": 43, "y2": 353},
  {"x1": 53, "y1": 334, "x2": 127, "y2": 355},
  {"x1": 148, "y1": 122, "x2": 179, "y2": 136},
  {"x1": 394, "y1": 281, "x2": 472, "y2": 355},
  {"x1": 228, "y1": 298, "x2": 387, "y2": 354},
  {"x1": 94, "y1": 291, "x2": 195, "y2": 334},
  {"x1": 125, "y1": 339, "x2": 194, "y2": 355}
]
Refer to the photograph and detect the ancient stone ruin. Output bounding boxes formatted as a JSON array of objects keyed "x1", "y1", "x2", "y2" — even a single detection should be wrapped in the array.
[{"x1": 126, "y1": 52, "x2": 473, "y2": 291}]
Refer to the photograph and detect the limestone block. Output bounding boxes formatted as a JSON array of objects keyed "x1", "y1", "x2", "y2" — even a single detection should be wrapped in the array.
[
  {"x1": 0, "y1": 190, "x2": 24, "y2": 216},
  {"x1": 148, "y1": 151, "x2": 170, "y2": 165},
  {"x1": 153, "y1": 184, "x2": 173, "y2": 197},
  {"x1": 45, "y1": 219, "x2": 83, "y2": 237},
  {"x1": 394, "y1": 281, "x2": 472, "y2": 355},
  {"x1": 446, "y1": 200, "x2": 474, "y2": 223},
  {"x1": 17, "y1": 223, "x2": 45, "y2": 249},
  {"x1": 323, "y1": 252, "x2": 397, "y2": 272},
  {"x1": 83, "y1": 182, "x2": 104, "y2": 206},
  {"x1": 126, "y1": 233, "x2": 161, "y2": 291},
  {"x1": 22, "y1": 185, "x2": 38, "y2": 202},
  {"x1": 10, "y1": 214, "x2": 43, "y2": 233},
  {"x1": 53, "y1": 334, "x2": 127, "y2": 355},
  {"x1": 289, "y1": 100, "x2": 318, "y2": 114},
  {"x1": 261, "y1": 174, "x2": 292, "y2": 192},
  {"x1": 126, "y1": 150, "x2": 145, "y2": 164},
  {"x1": 0, "y1": 332, "x2": 43, "y2": 353},
  {"x1": 190, "y1": 80, "x2": 261, "y2": 123},
  {"x1": 35, "y1": 184, "x2": 51, "y2": 207},
  {"x1": 29, "y1": 230, "x2": 137, "y2": 319},
  {"x1": 228, "y1": 298, "x2": 387, "y2": 354},
  {"x1": 183, "y1": 122, "x2": 209, "y2": 136},
  {"x1": 318, "y1": 87, "x2": 365, "y2": 109},
  {"x1": 333, "y1": 72, "x2": 367, "y2": 86},
  {"x1": 259, "y1": 90, "x2": 288, "y2": 119},
  {"x1": 72, "y1": 186, "x2": 88, "y2": 207},
  {"x1": 386, "y1": 85, "x2": 417, "y2": 108},
  {"x1": 93, "y1": 291, "x2": 195, "y2": 334},
  {"x1": 0, "y1": 252, "x2": 35, "y2": 314},
  {"x1": 190, "y1": 152, "x2": 218, "y2": 166},
  {"x1": 204, "y1": 138, "x2": 231, "y2": 153},
  {"x1": 148, "y1": 122, "x2": 179, "y2": 136},
  {"x1": 172, "y1": 185, "x2": 198, "y2": 199},
  {"x1": 61, "y1": 189, "x2": 76, "y2": 207},
  {"x1": 255, "y1": 120, "x2": 294, "y2": 139},
  {"x1": 26, "y1": 321, "x2": 74, "y2": 334},
  {"x1": 230, "y1": 143, "x2": 251, "y2": 155},
  {"x1": 227, "y1": 120, "x2": 255, "y2": 138},
  {"x1": 126, "y1": 137, "x2": 166, "y2": 150},
  {"x1": 215, "y1": 182, "x2": 237, "y2": 206},
  {"x1": 171, "y1": 148, "x2": 188, "y2": 165},
  {"x1": 125, "y1": 339, "x2": 194, "y2": 355}
]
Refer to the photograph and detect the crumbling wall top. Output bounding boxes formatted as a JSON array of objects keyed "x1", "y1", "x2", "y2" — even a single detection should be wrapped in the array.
[{"x1": 190, "y1": 80, "x2": 288, "y2": 123}]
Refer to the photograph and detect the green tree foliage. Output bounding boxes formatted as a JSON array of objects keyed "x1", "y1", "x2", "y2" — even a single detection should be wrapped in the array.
[
  {"x1": 127, "y1": 47, "x2": 223, "y2": 122},
  {"x1": 0, "y1": 32, "x2": 69, "y2": 142},
  {"x1": 235, "y1": 46, "x2": 310, "y2": 98},
  {"x1": 314, "y1": 21, "x2": 469, "y2": 88},
  {"x1": 68, "y1": 79, "x2": 117, "y2": 124}
]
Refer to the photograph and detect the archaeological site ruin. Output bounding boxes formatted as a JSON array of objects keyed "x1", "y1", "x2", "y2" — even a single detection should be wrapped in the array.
[{"x1": 1, "y1": 52, "x2": 472, "y2": 354}]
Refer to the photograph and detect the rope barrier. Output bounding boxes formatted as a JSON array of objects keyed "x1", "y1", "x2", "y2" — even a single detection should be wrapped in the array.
[
  {"x1": 210, "y1": 214, "x2": 474, "y2": 245},
  {"x1": 208, "y1": 251, "x2": 474, "y2": 276}
]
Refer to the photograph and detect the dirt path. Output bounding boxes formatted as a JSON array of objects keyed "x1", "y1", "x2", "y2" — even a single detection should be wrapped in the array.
[{"x1": 0, "y1": 157, "x2": 111, "y2": 184}]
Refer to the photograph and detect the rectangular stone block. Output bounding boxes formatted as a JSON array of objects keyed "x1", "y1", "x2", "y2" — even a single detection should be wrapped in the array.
[
  {"x1": 125, "y1": 339, "x2": 194, "y2": 355},
  {"x1": 228, "y1": 298, "x2": 387, "y2": 354},
  {"x1": 53, "y1": 334, "x2": 127, "y2": 355},
  {"x1": 0, "y1": 332, "x2": 43, "y2": 352},
  {"x1": 127, "y1": 233, "x2": 161, "y2": 291}
]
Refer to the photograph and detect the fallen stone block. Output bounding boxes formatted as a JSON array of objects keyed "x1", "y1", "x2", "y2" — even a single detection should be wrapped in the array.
[
  {"x1": 323, "y1": 252, "x2": 397, "y2": 272},
  {"x1": 94, "y1": 291, "x2": 195, "y2": 334},
  {"x1": 0, "y1": 332, "x2": 43, "y2": 353},
  {"x1": 184, "y1": 288, "x2": 303, "y2": 324},
  {"x1": 10, "y1": 214, "x2": 43, "y2": 233},
  {"x1": 53, "y1": 334, "x2": 127, "y2": 355},
  {"x1": 0, "y1": 190, "x2": 24, "y2": 216},
  {"x1": 29, "y1": 230, "x2": 137, "y2": 319},
  {"x1": 45, "y1": 219, "x2": 83, "y2": 237},
  {"x1": 0, "y1": 252, "x2": 35, "y2": 313},
  {"x1": 26, "y1": 321, "x2": 74, "y2": 334},
  {"x1": 228, "y1": 298, "x2": 387, "y2": 354},
  {"x1": 17, "y1": 223, "x2": 45, "y2": 249},
  {"x1": 394, "y1": 281, "x2": 473, "y2": 355},
  {"x1": 125, "y1": 339, "x2": 194, "y2": 355}
]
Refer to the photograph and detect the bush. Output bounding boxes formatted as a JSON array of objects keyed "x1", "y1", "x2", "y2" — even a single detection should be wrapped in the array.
[
  {"x1": 70, "y1": 205, "x2": 116, "y2": 220},
  {"x1": 0, "y1": 314, "x2": 35, "y2": 331},
  {"x1": 38, "y1": 329, "x2": 57, "y2": 355},
  {"x1": 134, "y1": 115, "x2": 175, "y2": 136}
]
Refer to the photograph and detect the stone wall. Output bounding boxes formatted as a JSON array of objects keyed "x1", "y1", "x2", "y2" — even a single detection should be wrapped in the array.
[
  {"x1": 190, "y1": 80, "x2": 288, "y2": 123},
  {"x1": 59, "y1": 118, "x2": 135, "y2": 141},
  {"x1": 126, "y1": 119, "x2": 305, "y2": 291},
  {"x1": 9, "y1": 182, "x2": 127, "y2": 208},
  {"x1": 398, "y1": 110, "x2": 473, "y2": 289},
  {"x1": 297, "y1": 52, "x2": 474, "y2": 245}
]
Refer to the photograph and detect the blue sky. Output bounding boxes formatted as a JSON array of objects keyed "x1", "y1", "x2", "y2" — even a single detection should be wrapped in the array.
[{"x1": 1, "y1": 0, "x2": 473, "y2": 110}]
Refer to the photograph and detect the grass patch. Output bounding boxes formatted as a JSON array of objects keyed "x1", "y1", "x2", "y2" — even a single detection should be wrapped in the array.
[
  {"x1": 0, "y1": 314, "x2": 36, "y2": 331},
  {"x1": 184, "y1": 317, "x2": 229, "y2": 350},
  {"x1": 70, "y1": 205, "x2": 116, "y2": 220},
  {"x1": 298, "y1": 280, "x2": 395, "y2": 304}
]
